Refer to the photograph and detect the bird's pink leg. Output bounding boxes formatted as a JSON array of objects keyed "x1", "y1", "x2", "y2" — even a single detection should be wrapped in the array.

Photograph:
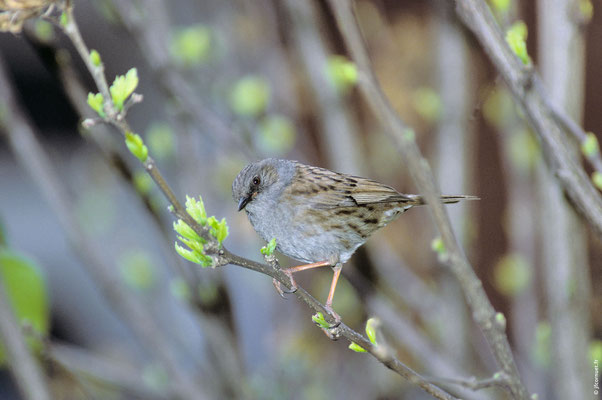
[
  {"x1": 287, "y1": 260, "x2": 332, "y2": 273},
  {"x1": 324, "y1": 264, "x2": 342, "y2": 325},
  {"x1": 272, "y1": 261, "x2": 332, "y2": 298}
]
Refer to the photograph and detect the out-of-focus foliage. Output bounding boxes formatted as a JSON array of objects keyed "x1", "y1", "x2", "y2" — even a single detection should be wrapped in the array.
[
  {"x1": 0, "y1": 249, "x2": 49, "y2": 365},
  {"x1": 229, "y1": 75, "x2": 271, "y2": 117},
  {"x1": 256, "y1": 114, "x2": 296, "y2": 155},
  {"x1": 146, "y1": 122, "x2": 175, "y2": 160},
  {"x1": 119, "y1": 250, "x2": 157, "y2": 291},
  {"x1": 532, "y1": 321, "x2": 551, "y2": 367},
  {"x1": 170, "y1": 24, "x2": 212, "y2": 67},
  {"x1": 412, "y1": 87, "x2": 442, "y2": 123},
  {"x1": 493, "y1": 253, "x2": 531, "y2": 296},
  {"x1": 326, "y1": 55, "x2": 357, "y2": 93},
  {"x1": 505, "y1": 21, "x2": 531, "y2": 65}
]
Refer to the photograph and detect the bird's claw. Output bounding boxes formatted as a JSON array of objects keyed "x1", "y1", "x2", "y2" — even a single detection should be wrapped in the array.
[
  {"x1": 320, "y1": 305, "x2": 342, "y2": 339},
  {"x1": 272, "y1": 268, "x2": 298, "y2": 298}
]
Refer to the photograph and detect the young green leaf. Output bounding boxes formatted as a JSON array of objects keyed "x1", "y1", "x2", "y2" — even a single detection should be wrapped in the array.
[
  {"x1": 214, "y1": 218, "x2": 228, "y2": 245},
  {"x1": 365, "y1": 318, "x2": 378, "y2": 345},
  {"x1": 110, "y1": 68, "x2": 139, "y2": 111},
  {"x1": 260, "y1": 238, "x2": 277, "y2": 256},
  {"x1": 173, "y1": 219, "x2": 202, "y2": 242},
  {"x1": 87, "y1": 92, "x2": 105, "y2": 117},
  {"x1": 311, "y1": 312, "x2": 330, "y2": 329},
  {"x1": 348, "y1": 342, "x2": 367, "y2": 353},
  {"x1": 185, "y1": 195, "x2": 207, "y2": 225},
  {"x1": 125, "y1": 131, "x2": 148, "y2": 162},
  {"x1": 581, "y1": 132, "x2": 600, "y2": 158},
  {"x1": 505, "y1": 21, "x2": 531, "y2": 65},
  {"x1": 175, "y1": 242, "x2": 202, "y2": 264},
  {"x1": 89, "y1": 49, "x2": 102, "y2": 67}
]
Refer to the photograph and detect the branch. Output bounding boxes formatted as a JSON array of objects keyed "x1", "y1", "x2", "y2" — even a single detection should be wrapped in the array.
[
  {"x1": 425, "y1": 373, "x2": 508, "y2": 391},
  {"x1": 325, "y1": 0, "x2": 529, "y2": 398},
  {"x1": 453, "y1": 0, "x2": 602, "y2": 239},
  {"x1": 0, "y1": 276, "x2": 50, "y2": 400}
]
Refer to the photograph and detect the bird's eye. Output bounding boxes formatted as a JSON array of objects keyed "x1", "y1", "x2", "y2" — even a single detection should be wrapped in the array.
[{"x1": 252, "y1": 176, "x2": 261, "y2": 186}]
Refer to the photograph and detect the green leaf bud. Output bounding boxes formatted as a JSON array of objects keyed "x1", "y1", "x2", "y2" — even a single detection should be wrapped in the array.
[{"x1": 125, "y1": 131, "x2": 148, "y2": 162}]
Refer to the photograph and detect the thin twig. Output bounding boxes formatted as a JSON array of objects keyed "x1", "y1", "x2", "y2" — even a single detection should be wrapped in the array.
[
  {"x1": 0, "y1": 275, "x2": 51, "y2": 400},
  {"x1": 454, "y1": 0, "x2": 602, "y2": 239},
  {"x1": 424, "y1": 373, "x2": 508, "y2": 391},
  {"x1": 325, "y1": 0, "x2": 530, "y2": 398}
]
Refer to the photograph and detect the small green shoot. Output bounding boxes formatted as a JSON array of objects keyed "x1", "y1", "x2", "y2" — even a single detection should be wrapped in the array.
[
  {"x1": 260, "y1": 238, "x2": 277, "y2": 256},
  {"x1": 87, "y1": 92, "x2": 105, "y2": 118},
  {"x1": 348, "y1": 342, "x2": 367, "y2": 353},
  {"x1": 431, "y1": 237, "x2": 448, "y2": 262},
  {"x1": 326, "y1": 55, "x2": 358, "y2": 93},
  {"x1": 312, "y1": 312, "x2": 330, "y2": 329},
  {"x1": 173, "y1": 196, "x2": 229, "y2": 267},
  {"x1": 89, "y1": 49, "x2": 101, "y2": 67},
  {"x1": 581, "y1": 132, "x2": 600, "y2": 159},
  {"x1": 505, "y1": 21, "x2": 531, "y2": 65},
  {"x1": 110, "y1": 68, "x2": 139, "y2": 111},
  {"x1": 125, "y1": 131, "x2": 148, "y2": 162}
]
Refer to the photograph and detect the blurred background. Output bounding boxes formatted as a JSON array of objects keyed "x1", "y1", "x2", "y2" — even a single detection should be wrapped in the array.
[{"x1": 0, "y1": 0, "x2": 601, "y2": 399}]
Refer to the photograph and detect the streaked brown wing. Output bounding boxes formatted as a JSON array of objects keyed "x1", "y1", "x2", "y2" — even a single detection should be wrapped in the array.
[{"x1": 292, "y1": 163, "x2": 414, "y2": 209}]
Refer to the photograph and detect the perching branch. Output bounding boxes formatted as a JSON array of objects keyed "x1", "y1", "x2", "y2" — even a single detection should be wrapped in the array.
[
  {"x1": 325, "y1": 0, "x2": 530, "y2": 399},
  {"x1": 453, "y1": 0, "x2": 602, "y2": 239}
]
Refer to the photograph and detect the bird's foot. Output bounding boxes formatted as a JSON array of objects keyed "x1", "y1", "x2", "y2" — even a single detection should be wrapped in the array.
[
  {"x1": 272, "y1": 268, "x2": 298, "y2": 298},
  {"x1": 320, "y1": 304, "x2": 342, "y2": 340}
]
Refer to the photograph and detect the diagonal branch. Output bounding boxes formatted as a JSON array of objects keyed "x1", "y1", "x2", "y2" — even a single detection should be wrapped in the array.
[
  {"x1": 453, "y1": 0, "x2": 602, "y2": 238},
  {"x1": 325, "y1": 0, "x2": 530, "y2": 398}
]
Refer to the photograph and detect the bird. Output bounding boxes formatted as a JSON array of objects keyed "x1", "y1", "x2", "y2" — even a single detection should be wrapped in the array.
[{"x1": 232, "y1": 158, "x2": 477, "y2": 320}]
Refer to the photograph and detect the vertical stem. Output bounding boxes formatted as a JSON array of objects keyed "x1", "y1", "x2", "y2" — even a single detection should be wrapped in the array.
[
  {"x1": 536, "y1": 1, "x2": 592, "y2": 398},
  {"x1": 432, "y1": 0, "x2": 474, "y2": 367}
]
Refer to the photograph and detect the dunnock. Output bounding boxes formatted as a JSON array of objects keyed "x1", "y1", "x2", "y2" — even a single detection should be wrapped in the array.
[{"x1": 232, "y1": 158, "x2": 476, "y2": 316}]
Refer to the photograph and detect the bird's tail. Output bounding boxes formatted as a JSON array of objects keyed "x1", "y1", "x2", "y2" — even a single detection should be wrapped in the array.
[{"x1": 405, "y1": 194, "x2": 479, "y2": 205}]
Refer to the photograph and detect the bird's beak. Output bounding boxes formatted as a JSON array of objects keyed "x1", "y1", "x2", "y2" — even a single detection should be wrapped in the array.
[{"x1": 238, "y1": 195, "x2": 252, "y2": 211}]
